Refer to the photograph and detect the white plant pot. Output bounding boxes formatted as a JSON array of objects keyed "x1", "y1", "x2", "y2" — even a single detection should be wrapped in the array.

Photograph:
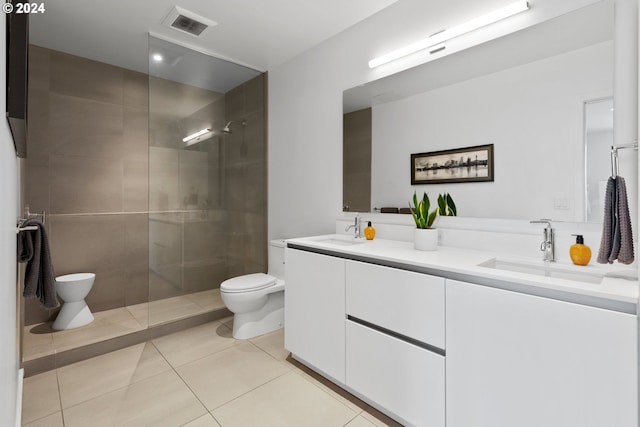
[{"x1": 414, "y1": 228, "x2": 438, "y2": 251}]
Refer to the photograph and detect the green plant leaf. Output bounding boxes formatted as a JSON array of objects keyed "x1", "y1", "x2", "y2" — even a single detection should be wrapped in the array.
[
  {"x1": 427, "y1": 209, "x2": 438, "y2": 228},
  {"x1": 437, "y1": 194, "x2": 446, "y2": 215},
  {"x1": 409, "y1": 204, "x2": 419, "y2": 227},
  {"x1": 446, "y1": 193, "x2": 457, "y2": 216},
  {"x1": 422, "y1": 192, "x2": 430, "y2": 217}
]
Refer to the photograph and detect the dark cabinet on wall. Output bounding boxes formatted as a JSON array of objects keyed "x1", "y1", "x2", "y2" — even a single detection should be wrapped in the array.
[{"x1": 6, "y1": 6, "x2": 28, "y2": 158}]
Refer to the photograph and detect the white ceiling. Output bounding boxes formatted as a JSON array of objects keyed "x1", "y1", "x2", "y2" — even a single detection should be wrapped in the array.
[{"x1": 29, "y1": 0, "x2": 399, "y2": 74}]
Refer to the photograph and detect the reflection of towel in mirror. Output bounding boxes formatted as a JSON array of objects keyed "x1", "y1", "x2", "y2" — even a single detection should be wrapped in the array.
[
  {"x1": 17, "y1": 219, "x2": 59, "y2": 309},
  {"x1": 598, "y1": 176, "x2": 635, "y2": 264}
]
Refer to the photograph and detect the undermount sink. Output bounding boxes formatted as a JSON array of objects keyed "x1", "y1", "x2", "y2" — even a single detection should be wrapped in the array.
[
  {"x1": 479, "y1": 258, "x2": 604, "y2": 284},
  {"x1": 317, "y1": 236, "x2": 366, "y2": 246}
]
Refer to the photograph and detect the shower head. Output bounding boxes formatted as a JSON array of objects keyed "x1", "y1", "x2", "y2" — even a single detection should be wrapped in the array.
[{"x1": 221, "y1": 119, "x2": 246, "y2": 135}]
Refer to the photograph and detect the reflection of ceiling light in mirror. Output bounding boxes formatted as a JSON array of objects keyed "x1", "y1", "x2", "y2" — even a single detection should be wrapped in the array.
[
  {"x1": 368, "y1": 0, "x2": 530, "y2": 68},
  {"x1": 152, "y1": 53, "x2": 163, "y2": 62},
  {"x1": 183, "y1": 128, "x2": 212, "y2": 146}
]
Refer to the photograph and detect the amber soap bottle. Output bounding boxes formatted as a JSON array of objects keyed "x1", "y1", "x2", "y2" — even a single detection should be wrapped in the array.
[
  {"x1": 570, "y1": 234, "x2": 591, "y2": 266},
  {"x1": 364, "y1": 221, "x2": 376, "y2": 240}
]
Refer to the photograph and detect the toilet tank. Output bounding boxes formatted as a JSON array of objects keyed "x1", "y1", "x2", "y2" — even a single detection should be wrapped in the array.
[{"x1": 268, "y1": 239, "x2": 286, "y2": 279}]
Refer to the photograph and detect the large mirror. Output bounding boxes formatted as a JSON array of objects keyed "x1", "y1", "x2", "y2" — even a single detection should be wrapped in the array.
[{"x1": 343, "y1": 1, "x2": 623, "y2": 223}]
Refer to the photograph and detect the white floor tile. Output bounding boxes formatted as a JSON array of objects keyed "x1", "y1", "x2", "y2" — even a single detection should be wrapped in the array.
[{"x1": 211, "y1": 371, "x2": 358, "y2": 427}]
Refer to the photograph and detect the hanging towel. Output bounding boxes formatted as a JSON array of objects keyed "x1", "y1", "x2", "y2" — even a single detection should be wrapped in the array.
[
  {"x1": 597, "y1": 176, "x2": 635, "y2": 264},
  {"x1": 614, "y1": 177, "x2": 634, "y2": 264},
  {"x1": 597, "y1": 177, "x2": 616, "y2": 263},
  {"x1": 17, "y1": 219, "x2": 59, "y2": 309}
]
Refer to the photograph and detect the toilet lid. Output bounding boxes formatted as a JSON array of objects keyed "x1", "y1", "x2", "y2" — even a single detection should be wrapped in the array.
[{"x1": 220, "y1": 273, "x2": 276, "y2": 293}]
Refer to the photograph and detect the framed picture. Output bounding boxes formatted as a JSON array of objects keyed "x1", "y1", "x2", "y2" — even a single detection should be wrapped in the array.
[{"x1": 411, "y1": 144, "x2": 494, "y2": 184}]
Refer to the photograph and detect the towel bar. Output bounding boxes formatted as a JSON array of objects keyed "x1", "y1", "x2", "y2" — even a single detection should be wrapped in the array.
[
  {"x1": 17, "y1": 225, "x2": 38, "y2": 234},
  {"x1": 611, "y1": 142, "x2": 638, "y2": 178}
]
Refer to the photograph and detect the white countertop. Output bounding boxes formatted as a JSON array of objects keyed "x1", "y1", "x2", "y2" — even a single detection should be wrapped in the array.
[{"x1": 286, "y1": 234, "x2": 639, "y2": 314}]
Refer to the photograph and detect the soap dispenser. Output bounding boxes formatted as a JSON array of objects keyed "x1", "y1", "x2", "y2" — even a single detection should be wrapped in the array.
[
  {"x1": 364, "y1": 221, "x2": 376, "y2": 240},
  {"x1": 570, "y1": 234, "x2": 591, "y2": 266}
]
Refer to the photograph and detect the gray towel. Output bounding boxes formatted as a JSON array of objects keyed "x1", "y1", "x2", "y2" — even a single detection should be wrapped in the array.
[
  {"x1": 597, "y1": 177, "x2": 616, "y2": 263},
  {"x1": 17, "y1": 219, "x2": 59, "y2": 309},
  {"x1": 614, "y1": 177, "x2": 634, "y2": 264},
  {"x1": 598, "y1": 176, "x2": 635, "y2": 264}
]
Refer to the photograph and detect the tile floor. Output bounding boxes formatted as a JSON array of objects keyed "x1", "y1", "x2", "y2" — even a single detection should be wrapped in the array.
[
  {"x1": 22, "y1": 317, "x2": 401, "y2": 427},
  {"x1": 23, "y1": 289, "x2": 226, "y2": 362}
]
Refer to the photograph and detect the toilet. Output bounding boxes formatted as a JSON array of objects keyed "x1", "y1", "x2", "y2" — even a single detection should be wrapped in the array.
[
  {"x1": 220, "y1": 240, "x2": 286, "y2": 339},
  {"x1": 52, "y1": 273, "x2": 95, "y2": 330}
]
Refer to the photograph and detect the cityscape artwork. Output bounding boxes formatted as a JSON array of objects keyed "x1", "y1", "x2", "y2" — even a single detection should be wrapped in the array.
[{"x1": 411, "y1": 144, "x2": 494, "y2": 184}]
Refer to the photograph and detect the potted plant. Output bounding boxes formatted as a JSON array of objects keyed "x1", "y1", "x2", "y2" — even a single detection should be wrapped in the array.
[{"x1": 409, "y1": 191, "x2": 457, "y2": 250}]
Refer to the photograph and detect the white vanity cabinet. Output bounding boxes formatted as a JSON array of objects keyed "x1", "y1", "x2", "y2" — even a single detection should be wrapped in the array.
[
  {"x1": 284, "y1": 248, "x2": 346, "y2": 383},
  {"x1": 345, "y1": 261, "x2": 446, "y2": 427},
  {"x1": 446, "y1": 279, "x2": 638, "y2": 427}
]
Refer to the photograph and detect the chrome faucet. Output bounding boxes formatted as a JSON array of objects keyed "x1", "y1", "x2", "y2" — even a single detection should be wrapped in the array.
[
  {"x1": 345, "y1": 213, "x2": 362, "y2": 238},
  {"x1": 530, "y1": 219, "x2": 555, "y2": 262}
]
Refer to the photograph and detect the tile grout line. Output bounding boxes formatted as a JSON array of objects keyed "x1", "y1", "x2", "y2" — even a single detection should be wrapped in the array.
[
  {"x1": 150, "y1": 338, "x2": 211, "y2": 422},
  {"x1": 55, "y1": 369, "x2": 66, "y2": 427},
  {"x1": 288, "y1": 367, "x2": 366, "y2": 418},
  {"x1": 169, "y1": 336, "x2": 293, "y2": 417}
]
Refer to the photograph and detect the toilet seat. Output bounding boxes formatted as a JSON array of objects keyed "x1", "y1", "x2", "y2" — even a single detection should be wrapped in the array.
[{"x1": 220, "y1": 273, "x2": 276, "y2": 293}]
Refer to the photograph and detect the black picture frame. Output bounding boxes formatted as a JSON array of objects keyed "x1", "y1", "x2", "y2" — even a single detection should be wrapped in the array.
[{"x1": 411, "y1": 144, "x2": 494, "y2": 184}]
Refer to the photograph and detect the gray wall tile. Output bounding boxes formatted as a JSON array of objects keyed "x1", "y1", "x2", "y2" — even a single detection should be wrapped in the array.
[
  {"x1": 50, "y1": 155, "x2": 123, "y2": 214},
  {"x1": 123, "y1": 160, "x2": 149, "y2": 212},
  {"x1": 49, "y1": 50, "x2": 124, "y2": 105}
]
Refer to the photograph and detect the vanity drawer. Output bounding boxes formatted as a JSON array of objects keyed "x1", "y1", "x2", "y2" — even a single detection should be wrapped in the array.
[
  {"x1": 346, "y1": 320, "x2": 445, "y2": 427},
  {"x1": 345, "y1": 261, "x2": 445, "y2": 349}
]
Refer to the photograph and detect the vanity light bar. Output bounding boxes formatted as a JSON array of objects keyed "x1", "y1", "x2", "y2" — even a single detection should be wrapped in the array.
[
  {"x1": 368, "y1": 0, "x2": 529, "y2": 68},
  {"x1": 182, "y1": 128, "x2": 212, "y2": 143}
]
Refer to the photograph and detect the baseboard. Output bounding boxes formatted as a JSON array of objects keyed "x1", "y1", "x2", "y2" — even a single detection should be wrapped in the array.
[{"x1": 15, "y1": 368, "x2": 23, "y2": 427}]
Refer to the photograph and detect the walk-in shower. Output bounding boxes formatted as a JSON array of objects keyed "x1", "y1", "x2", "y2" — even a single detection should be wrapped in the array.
[{"x1": 21, "y1": 35, "x2": 267, "y2": 374}]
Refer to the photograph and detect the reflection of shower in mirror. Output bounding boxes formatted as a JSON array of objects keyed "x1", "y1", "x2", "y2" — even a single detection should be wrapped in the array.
[{"x1": 221, "y1": 119, "x2": 247, "y2": 134}]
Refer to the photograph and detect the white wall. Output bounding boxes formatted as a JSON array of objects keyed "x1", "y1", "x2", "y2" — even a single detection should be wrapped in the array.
[
  {"x1": 371, "y1": 41, "x2": 613, "y2": 221},
  {"x1": 0, "y1": 12, "x2": 21, "y2": 426},
  {"x1": 268, "y1": 0, "x2": 609, "y2": 240}
]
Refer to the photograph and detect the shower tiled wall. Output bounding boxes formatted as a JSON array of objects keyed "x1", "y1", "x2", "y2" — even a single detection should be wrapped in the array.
[
  {"x1": 224, "y1": 75, "x2": 267, "y2": 277},
  {"x1": 25, "y1": 46, "x2": 149, "y2": 325}
]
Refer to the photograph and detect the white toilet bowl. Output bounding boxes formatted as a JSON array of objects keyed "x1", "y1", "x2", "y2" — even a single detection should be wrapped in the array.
[
  {"x1": 220, "y1": 240, "x2": 285, "y2": 339},
  {"x1": 52, "y1": 273, "x2": 95, "y2": 330}
]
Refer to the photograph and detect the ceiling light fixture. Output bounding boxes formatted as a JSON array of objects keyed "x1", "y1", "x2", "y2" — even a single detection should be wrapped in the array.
[
  {"x1": 152, "y1": 53, "x2": 163, "y2": 62},
  {"x1": 368, "y1": 0, "x2": 530, "y2": 68},
  {"x1": 183, "y1": 128, "x2": 212, "y2": 144}
]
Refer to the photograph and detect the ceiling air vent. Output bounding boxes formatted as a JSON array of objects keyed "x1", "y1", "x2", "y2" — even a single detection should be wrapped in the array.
[
  {"x1": 162, "y1": 6, "x2": 218, "y2": 37},
  {"x1": 171, "y1": 15, "x2": 208, "y2": 36}
]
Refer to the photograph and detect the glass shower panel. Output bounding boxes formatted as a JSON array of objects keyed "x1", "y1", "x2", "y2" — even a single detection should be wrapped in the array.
[{"x1": 148, "y1": 36, "x2": 265, "y2": 326}]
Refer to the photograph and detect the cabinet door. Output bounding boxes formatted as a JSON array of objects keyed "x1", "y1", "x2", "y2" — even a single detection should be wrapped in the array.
[
  {"x1": 284, "y1": 248, "x2": 345, "y2": 383},
  {"x1": 346, "y1": 260, "x2": 445, "y2": 348},
  {"x1": 446, "y1": 279, "x2": 638, "y2": 427},
  {"x1": 346, "y1": 321, "x2": 445, "y2": 427}
]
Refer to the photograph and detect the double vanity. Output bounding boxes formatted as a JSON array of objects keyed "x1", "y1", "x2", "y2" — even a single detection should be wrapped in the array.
[{"x1": 284, "y1": 233, "x2": 638, "y2": 427}]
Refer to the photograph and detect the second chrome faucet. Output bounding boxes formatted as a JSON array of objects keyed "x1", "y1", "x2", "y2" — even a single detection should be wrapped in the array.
[{"x1": 530, "y1": 219, "x2": 555, "y2": 262}]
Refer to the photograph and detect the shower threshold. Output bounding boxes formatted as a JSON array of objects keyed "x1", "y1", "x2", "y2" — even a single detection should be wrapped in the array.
[{"x1": 22, "y1": 289, "x2": 229, "y2": 376}]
